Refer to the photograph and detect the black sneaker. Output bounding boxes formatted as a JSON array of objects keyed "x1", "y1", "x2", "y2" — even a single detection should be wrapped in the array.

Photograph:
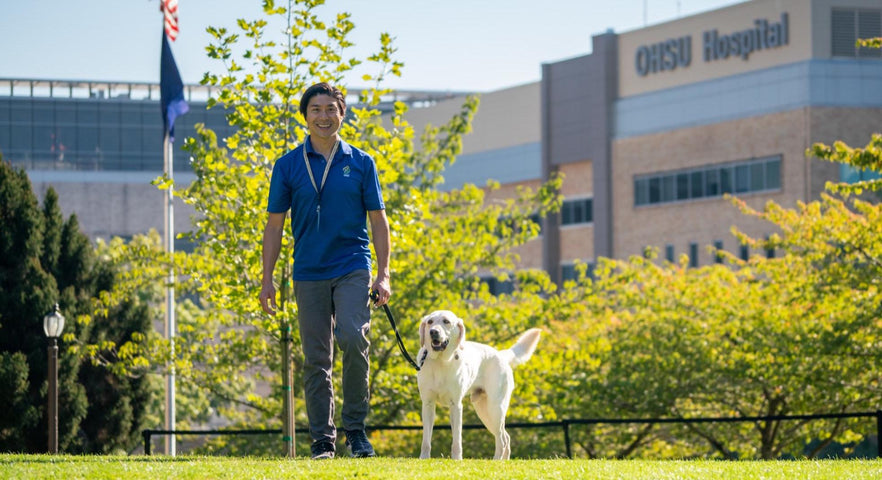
[
  {"x1": 344, "y1": 429, "x2": 376, "y2": 457},
  {"x1": 310, "y1": 440, "x2": 335, "y2": 460}
]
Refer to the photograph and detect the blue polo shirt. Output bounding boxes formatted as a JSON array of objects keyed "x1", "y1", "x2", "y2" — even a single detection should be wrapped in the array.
[{"x1": 267, "y1": 137, "x2": 385, "y2": 281}]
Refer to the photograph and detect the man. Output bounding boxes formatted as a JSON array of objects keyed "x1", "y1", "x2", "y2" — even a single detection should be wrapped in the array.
[{"x1": 259, "y1": 82, "x2": 391, "y2": 459}]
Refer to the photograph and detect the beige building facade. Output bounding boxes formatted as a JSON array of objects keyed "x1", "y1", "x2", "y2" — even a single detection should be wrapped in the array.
[
  {"x1": 414, "y1": 0, "x2": 882, "y2": 287},
  {"x1": 609, "y1": 0, "x2": 881, "y2": 268}
]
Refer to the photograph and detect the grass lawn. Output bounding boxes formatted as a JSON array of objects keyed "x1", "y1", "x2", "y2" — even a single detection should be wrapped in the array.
[{"x1": 2, "y1": 455, "x2": 881, "y2": 479}]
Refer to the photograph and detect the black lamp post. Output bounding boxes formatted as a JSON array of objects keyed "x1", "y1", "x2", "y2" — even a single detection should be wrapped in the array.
[{"x1": 43, "y1": 303, "x2": 65, "y2": 454}]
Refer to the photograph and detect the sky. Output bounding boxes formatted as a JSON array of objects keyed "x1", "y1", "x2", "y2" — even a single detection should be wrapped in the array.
[{"x1": 0, "y1": 0, "x2": 747, "y2": 93}]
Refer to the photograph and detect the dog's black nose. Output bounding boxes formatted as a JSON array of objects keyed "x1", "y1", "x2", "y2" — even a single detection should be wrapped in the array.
[{"x1": 430, "y1": 329, "x2": 441, "y2": 340}]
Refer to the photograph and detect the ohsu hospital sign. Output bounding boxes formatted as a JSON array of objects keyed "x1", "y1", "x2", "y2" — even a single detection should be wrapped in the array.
[{"x1": 635, "y1": 13, "x2": 789, "y2": 76}]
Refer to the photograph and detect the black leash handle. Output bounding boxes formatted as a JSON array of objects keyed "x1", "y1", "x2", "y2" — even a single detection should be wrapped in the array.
[{"x1": 371, "y1": 290, "x2": 420, "y2": 371}]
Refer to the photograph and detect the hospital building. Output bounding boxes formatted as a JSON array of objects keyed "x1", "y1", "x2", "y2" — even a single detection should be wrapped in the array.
[
  {"x1": 406, "y1": 0, "x2": 882, "y2": 286},
  {"x1": 2, "y1": 0, "x2": 881, "y2": 286}
]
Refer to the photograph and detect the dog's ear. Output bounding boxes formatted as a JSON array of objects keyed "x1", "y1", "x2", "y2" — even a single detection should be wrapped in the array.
[
  {"x1": 419, "y1": 317, "x2": 427, "y2": 348},
  {"x1": 454, "y1": 317, "x2": 465, "y2": 350}
]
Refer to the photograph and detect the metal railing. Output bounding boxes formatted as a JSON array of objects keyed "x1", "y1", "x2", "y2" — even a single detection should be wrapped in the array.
[{"x1": 143, "y1": 410, "x2": 882, "y2": 457}]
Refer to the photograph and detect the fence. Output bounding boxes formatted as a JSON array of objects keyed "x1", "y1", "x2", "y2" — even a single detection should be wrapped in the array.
[{"x1": 143, "y1": 410, "x2": 882, "y2": 457}]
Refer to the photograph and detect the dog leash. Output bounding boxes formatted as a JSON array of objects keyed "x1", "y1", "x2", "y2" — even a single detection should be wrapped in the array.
[{"x1": 371, "y1": 290, "x2": 420, "y2": 371}]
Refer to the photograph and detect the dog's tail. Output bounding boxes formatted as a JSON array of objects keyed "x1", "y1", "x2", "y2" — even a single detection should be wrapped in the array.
[{"x1": 501, "y1": 328, "x2": 542, "y2": 368}]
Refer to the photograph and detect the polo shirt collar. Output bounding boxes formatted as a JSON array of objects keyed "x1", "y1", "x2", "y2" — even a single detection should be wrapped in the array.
[{"x1": 305, "y1": 136, "x2": 352, "y2": 158}]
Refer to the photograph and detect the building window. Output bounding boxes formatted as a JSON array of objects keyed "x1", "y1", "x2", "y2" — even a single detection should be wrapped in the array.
[
  {"x1": 832, "y1": 8, "x2": 882, "y2": 58},
  {"x1": 561, "y1": 197, "x2": 593, "y2": 225},
  {"x1": 561, "y1": 262, "x2": 595, "y2": 282},
  {"x1": 635, "y1": 178, "x2": 649, "y2": 205},
  {"x1": 634, "y1": 156, "x2": 782, "y2": 207},
  {"x1": 739, "y1": 244, "x2": 749, "y2": 261},
  {"x1": 529, "y1": 212, "x2": 543, "y2": 235},
  {"x1": 665, "y1": 244, "x2": 675, "y2": 263},
  {"x1": 690, "y1": 170, "x2": 704, "y2": 198},
  {"x1": 765, "y1": 236, "x2": 776, "y2": 259},
  {"x1": 561, "y1": 264, "x2": 577, "y2": 281},
  {"x1": 840, "y1": 164, "x2": 881, "y2": 184},
  {"x1": 713, "y1": 240, "x2": 724, "y2": 264},
  {"x1": 480, "y1": 276, "x2": 514, "y2": 296},
  {"x1": 689, "y1": 243, "x2": 698, "y2": 268},
  {"x1": 495, "y1": 212, "x2": 543, "y2": 237}
]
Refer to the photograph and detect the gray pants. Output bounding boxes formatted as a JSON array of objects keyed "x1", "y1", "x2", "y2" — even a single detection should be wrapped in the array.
[{"x1": 294, "y1": 269, "x2": 371, "y2": 444}]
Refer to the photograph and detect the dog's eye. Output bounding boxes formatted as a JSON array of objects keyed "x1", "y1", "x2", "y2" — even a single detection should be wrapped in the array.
[
  {"x1": 427, "y1": 320, "x2": 433, "y2": 325},
  {"x1": 443, "y1": 319, "x2": 450, "y2": 324}
]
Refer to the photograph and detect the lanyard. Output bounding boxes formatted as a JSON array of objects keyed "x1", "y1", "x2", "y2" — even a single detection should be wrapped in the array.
[{"x1": 302, "y1": 136, "x2": 339, "y2": 230}]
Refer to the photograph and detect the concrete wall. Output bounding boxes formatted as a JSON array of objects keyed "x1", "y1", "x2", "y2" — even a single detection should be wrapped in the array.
[
  {"x1": 29, "y1": 171, "x2": 196, "y2": 242},
  {"x1": 401, "y1": 82, "x2": 541, "y2": 191}
]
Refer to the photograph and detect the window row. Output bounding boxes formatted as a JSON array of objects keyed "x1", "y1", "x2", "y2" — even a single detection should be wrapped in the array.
[
  {"x1": 1, "y1": 124, "x2": 194, "y2": 171},
  {"x1": 482, "y1": 238, "x2": 782, "y2": 296},
  {"x1": 0, "y1": 120, "x2": 237, "y2": 151},
  {"x1": 0, "y1": 98, "x2": 232, "y2": 126},
  {"x1": 664, "y1": 240, "x2": 776, "y2": 267},
  {"x1": 480, "y1": 261, "x2": 598, "y2": 296},
  {"x1": 0, "y1": 98, "x2": 236, "y2": 171},
  {"x1": 1, "y1": 150, "x2": 190, "y2": 172},
  {"x1": 634, "y1": 156, "x2": 781, "y2": 207}
]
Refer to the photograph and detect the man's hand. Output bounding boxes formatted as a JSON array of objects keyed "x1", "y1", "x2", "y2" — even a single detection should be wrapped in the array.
[
  {"x1": 259, "y1": 281, "x2": 278, "y2": 315},
  {"x1": 370, "y1": 276, "x2": 391, "y2": 307},
  {"x1": 368, "y1": 209, "x2": 391, "y2": 307}
]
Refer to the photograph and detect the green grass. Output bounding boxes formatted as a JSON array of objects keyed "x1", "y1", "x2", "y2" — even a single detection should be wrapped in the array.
[{"x1": 2, "y1": 455, "x2": 880, "y2": 479}]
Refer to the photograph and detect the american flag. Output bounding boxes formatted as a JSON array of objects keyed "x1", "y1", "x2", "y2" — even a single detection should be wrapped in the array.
[
  {"x1": 161, "y1": 0, "x2": 179, "y2": 41},
  {"x1": 160, "y1": 0, "x2": 188, "y2": 140}
]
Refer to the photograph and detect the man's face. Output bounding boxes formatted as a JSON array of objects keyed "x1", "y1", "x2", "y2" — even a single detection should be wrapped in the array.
[{"x1": 305, "y1": 94, "x2": 344, "y2": 141}]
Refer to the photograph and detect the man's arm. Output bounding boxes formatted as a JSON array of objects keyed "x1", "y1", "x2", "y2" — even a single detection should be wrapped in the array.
[
  {"x1": 259, "y1": 212, "x2": 287, "y2": 315},
  {"x1": 368, "y1": 209, "x2": 391, "y2": 306}
]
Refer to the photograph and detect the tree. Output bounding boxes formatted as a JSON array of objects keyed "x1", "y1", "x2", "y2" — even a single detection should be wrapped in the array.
[
  {"x1": 0, "y1": 159, "x2": 72, "y2": 452},
  {"x1": 0, "y1": 159, "x2": 158, "y2": 453},
  {"x1": 82, "y1": 0, "x2": 561, "y2": 456},
  {"x1": 80, "y1": 4, "x2": 882, "y2": 460},
  {"x1": 524, "y1": 238, "x2": 879, "y2": 460},
  {"x1": 527, "y1": 37, "x2": 882, "y2": 460},
  {"x1": 716, "y1": 34, "x2": 882, "y2": 458},
  {"x1": 0, "y1": 352, "x2": 40, "y2": 451}
]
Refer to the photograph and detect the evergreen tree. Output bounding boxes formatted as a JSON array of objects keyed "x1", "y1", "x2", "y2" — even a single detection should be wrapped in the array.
[
  {"x1": 0, "y1": 352, "x2": 40, "y2": 451},
  {"x1": 0, "y1": 159, "x2": 157, "y2": 453}
]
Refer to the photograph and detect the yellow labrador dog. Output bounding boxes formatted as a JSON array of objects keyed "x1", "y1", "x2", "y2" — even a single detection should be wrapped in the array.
[{"x1": 416, "y1": 310, "x2": 541, "y2": 460}]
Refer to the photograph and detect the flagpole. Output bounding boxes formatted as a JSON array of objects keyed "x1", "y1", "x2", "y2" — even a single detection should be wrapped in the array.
[
  {"x1": 160, "y1": 0, "x2": 180, "y2": 457},
  {"x1": 163, "y1": 129, "x2": 176, "y2": 457}
]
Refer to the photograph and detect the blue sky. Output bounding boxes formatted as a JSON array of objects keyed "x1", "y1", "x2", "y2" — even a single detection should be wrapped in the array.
[{"x1": 0, "y1": 0, "x2": 745, "y2": 92}]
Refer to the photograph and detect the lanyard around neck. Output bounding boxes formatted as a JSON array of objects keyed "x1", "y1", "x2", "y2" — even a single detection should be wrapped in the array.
[
  {"x1": 302, "y1": 137, "x2": 339, "y2": 230},
  {"x1": 302, "y1": 136, "x2": 339, "y2": 198}
]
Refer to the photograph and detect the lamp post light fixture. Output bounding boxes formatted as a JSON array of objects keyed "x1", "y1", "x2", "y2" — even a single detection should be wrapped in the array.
[{"x1": 43, "y1": 303, "x2": 65, "y2": 454}]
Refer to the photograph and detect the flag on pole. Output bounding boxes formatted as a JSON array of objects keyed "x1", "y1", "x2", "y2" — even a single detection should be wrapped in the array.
[
  {"x1": 160, "y1": 30, "x2": 188, "y2": 141},
  {"x1": 159, "y1": 0, "x2": 184, "y2": 458},
  {"x1": 161, "y1": 0, "x2": 180, "y2": 41}
]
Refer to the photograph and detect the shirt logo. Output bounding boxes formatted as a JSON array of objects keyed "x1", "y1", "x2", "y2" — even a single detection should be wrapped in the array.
[{"x1": 342, "y1": 165, "x2": 351, "y2": 177}]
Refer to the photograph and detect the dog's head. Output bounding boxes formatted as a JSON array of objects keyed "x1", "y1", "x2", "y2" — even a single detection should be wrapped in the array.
[{"x1": 418, "y1": 310, "x2": 465, "y2": 362}]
